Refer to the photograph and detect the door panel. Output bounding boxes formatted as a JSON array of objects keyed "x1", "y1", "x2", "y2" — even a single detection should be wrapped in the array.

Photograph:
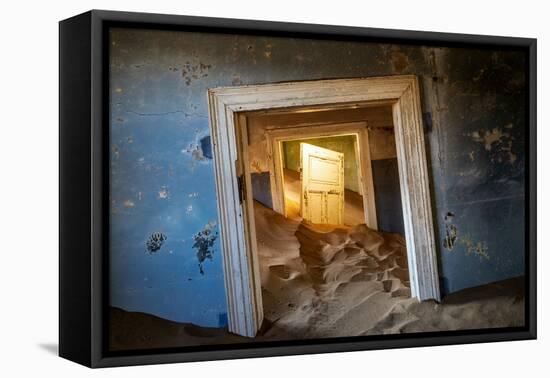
[
  {"x1": 326, "y1": 192, "x2": 341, "y2": 224},
  {"x1": 301, "y1": 143, "x2": 344, "y2": 225},
  {"x1": 309, "y1": 157, "x2": 340, "y2": 184},
  {"x1": 307, "y1": 192, "x2": 324, "y2": 223}
]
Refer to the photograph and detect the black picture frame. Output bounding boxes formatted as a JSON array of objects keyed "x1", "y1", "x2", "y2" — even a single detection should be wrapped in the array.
[{"x1": 59, "y1": 9, "x2": 537, "y2": 368}]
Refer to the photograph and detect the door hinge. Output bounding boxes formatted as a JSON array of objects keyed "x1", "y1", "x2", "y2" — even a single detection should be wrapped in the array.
[{"x1": 237, "y1": 175, "x2": 245, "y2": 204}]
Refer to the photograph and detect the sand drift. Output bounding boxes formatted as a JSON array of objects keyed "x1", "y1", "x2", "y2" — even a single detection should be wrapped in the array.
[{"x1": 109, "y1": 201, "x2": 524, "y2": 350}]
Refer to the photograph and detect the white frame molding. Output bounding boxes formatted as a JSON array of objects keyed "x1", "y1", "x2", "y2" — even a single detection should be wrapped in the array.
[
  {"x1": 265, "y1": 122, "x2": 377, "y2": 229},
  {"x1": 207, "y1": 75, "x2": 441, "y2": 337}
]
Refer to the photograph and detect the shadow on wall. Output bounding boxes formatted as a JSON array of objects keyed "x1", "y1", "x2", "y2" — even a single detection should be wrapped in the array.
[{"x1": 372, "y1": 158, "x2": 405, "y2": 234}]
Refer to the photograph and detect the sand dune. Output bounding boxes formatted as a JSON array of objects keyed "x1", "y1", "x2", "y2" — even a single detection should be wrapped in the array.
[
  {"x1": 254, "y1": 200, "x2": 524, "y2": 340},
  {"x1": 109, "y1": 307, "x2": 249, "y2": 351},
  {"x1": 255, "y1": 200, "x2": 413, "y2": 339},
  {"x1": 109, "y1": 201, "x2": 524, "y2": 350}
]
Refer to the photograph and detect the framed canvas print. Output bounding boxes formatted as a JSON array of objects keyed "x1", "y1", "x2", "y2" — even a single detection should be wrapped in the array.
[{"x1": 59, "y1": 10, "x2": 536, "y2": 368}]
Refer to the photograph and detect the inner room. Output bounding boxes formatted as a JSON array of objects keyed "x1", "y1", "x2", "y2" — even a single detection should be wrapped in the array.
[
  {"x1": 245, "y1": 104, "x2": 413, "y2": 340},
  {"x1": 280, "y1": 135, "x2": 365, "y2": 226}
]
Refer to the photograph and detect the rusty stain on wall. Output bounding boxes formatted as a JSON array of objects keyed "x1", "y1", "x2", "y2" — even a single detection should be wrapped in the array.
[{"x1": 391, "y1": 48, "x2": 410, "y2": 72}]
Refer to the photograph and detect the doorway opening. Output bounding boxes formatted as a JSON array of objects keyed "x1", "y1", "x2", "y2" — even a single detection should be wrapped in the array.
[
  {"x1": 282, "y1": 136, "x2": 364, "y2": 225},
  {"x1": 263, "y1": 121, "x2": 377, "y2": 228},
  {"x1": 245, "y1": 106, "x2": 412, "y2": 340},
  {"x1": 208, "y1": 76, "x2": 440, "y2": 337}
]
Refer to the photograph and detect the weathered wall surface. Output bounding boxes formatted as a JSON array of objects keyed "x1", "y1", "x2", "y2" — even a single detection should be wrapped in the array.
[
  {"x1": 109, "y1": 28, "x2": 526, "y2": 326},
  {"x1": 428, "y1": 48, "x2": 526, "y2": 292}
]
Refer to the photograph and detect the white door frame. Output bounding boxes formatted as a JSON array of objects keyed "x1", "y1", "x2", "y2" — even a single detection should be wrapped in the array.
[
  {"x1": 265, "y1": 122, "x2": 377, "y2": 229},
  {"x1": 207, "y1": 75, "x2": 441, "y2": 337}
]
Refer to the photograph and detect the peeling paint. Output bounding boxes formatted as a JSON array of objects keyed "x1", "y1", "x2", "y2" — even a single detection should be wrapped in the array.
[
  {"x1": 264, "y1": 43, "x2": 273, "y2": 59},
  {"x1": 181, "y1": 61, "x2": 212, "y2": 86},
  {"x1": 123, "y1": 199, "x2": 135, "y2": 208},
  {"x1": 443, "y1": 212, "x2": 457, "y2": 250},
  {"x1": 461, "y1": 235, "x2": 490, "y2": 260},
  {"x1": 146, "y1": 232, "x2": 167, "y2": 254},
  {"x1": 469, "y1": 126, "x2": 517, "y2": 164},
  {"x1": 443, "y1": 212, "x2": 490, "y2": 260},
  {"x1": 183, "y1": 136, "x2": 213, "y2": 162},
  {"x1": 503, "y1": 143, "x2": 517, "y2": 164},
  {"x1": 191, "y1": 147, "x2": 206, "y2": 161},
  {"x1": 112, "y1": 144, "x2": 120, "y2": 159},
  {"x1": 158, "y1": 186, "x2": 170, "y2": 199},
  {"x1": 470, "y1": 127, "x2": 508, "y2": 151},
  {"x1": 193, "y1": 221, "x2": 218, "y2": 275}
]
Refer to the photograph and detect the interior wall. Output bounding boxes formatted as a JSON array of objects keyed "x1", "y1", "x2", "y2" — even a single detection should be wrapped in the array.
[
  {"x1": 109, "y1": 28, "x2": 526, "y2": 326},
  {"x1": 369, "y1": 126, "x2": 397, "y2": 160},
  {"x1": 252, "y1": 114, "x2": 405, "y2": 235},
  {"x1": 246, "y1": 106, "x2": 394, "y2": 174},
  {"x1": 366, "y1": 124, "x2": 404, "y2": 234},
  {"x1": 372, "y1": 159, "x2": 405, "y2": 234},
  {"x1": 248, "y1": 106, "x2": 397, "y2": 209}
]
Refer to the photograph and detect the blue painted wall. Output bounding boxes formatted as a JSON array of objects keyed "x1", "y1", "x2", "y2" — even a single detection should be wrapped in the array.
[
  {"x1": 109, "y1": 28, "x2": 526, "y2": 327},
  {"x1": 372, "y1": 159, "x2": 405, "y2": 235},
  {"x1": 251, "y1": 172, "x2": 273, "y2": 209}
]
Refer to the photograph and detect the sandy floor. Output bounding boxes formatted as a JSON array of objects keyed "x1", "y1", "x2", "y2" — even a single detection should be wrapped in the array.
[
  {"x1": 109, "y1": 201, "x2": 524, "y2": 351},
  {"x1": 283, "y1": 168, "x2": 365, "y2": 225},
  {"x1": 254, "y1": 201, "x2": 524, "y2": 340}
]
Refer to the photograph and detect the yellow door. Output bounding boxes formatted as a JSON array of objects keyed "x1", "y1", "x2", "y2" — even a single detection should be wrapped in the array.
[{"x1": 300, "y1": 142, "x2": 344, "y2": 225}]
